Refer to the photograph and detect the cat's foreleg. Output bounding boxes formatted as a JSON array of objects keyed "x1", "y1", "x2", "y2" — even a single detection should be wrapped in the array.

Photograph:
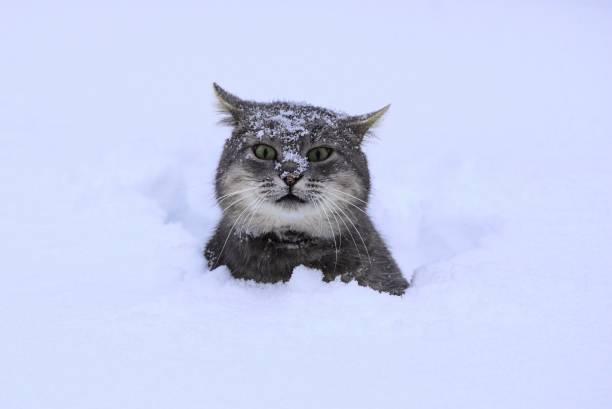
[
  {"x1": 205, "y1": 223, "x2": 293, "y2": 283},
  {"x1": 355, "y1": 263, "x2": 409, "y2": 295},
  {"x1": 353, "y1": 224, "x2": 409, "y2": 296}
]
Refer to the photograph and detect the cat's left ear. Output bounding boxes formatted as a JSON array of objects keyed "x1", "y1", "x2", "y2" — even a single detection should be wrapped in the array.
[
  {"x1": 213, "y1": 82, "x2": 247, "y2": 126},
  {"x1": 343, "y1": 104, "x2": 390, "y2": 143}
]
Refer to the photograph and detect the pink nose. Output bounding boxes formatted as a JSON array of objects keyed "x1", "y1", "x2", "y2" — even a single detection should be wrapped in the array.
[{"x1": 283, "y1": 173, "x2": 300, "y2": 186}]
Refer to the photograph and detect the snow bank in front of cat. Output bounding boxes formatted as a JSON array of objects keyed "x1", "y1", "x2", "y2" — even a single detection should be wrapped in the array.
[{"x1": 6, "y1": 138, "x2": 608, "y2": 409}]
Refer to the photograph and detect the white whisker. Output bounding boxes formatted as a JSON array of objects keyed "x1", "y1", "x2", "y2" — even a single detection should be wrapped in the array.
[
  {"x1": 325, "y1": 190, "x2": 369, "y2": 217},
  {"x1": 213, "y1": 196, "x2": 263, "y2": 269},
  {"x1": 320, "y1": 196, "x2": 342, "y2": 252},
  {"x1": 327, "y1": 186, "x2": 369, "y2": 206},
  {"x1": 315, "y1": 196, "x2": 338, "y2": 273},
  {"x1": 217, "y1": 186, "x2": 260, "y2": 204},
  {"x1": 322, "y1": 195, "x2": 371, "y2": 266},
  {"x1": 322, "y1": 196, "x2": 363, "y2": 260},
  {"x1": 221, "y1": 195, "x2": 251, "y2": 213},
  {"x1": 244, "y1": 194, "x2": 268, "y2": 234},
  {"x1": 307, "y1": 193, "x2": 325, "y2": 235}
]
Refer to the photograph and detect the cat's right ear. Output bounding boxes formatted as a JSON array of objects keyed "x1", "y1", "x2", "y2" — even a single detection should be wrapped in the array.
[{"x1": 213, "y1": 83, "x2": 246, "y2": 126}]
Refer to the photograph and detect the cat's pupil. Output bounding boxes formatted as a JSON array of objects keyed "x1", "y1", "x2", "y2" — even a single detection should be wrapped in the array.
[{"x1": 307, "y1": 147, "x2": 331, "y2": 162}]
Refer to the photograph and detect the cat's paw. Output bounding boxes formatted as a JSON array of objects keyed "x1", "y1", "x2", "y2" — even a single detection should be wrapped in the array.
[
  {"x1": 321, "y1": 271, "x2": 355, "y2": 283},
  {"x1": 321, "y1": 271, "x2": 339, "y2": 283},
  {"x1": 386, "y1": 279, "x2": 409, "y2": 296},
  {"x1": 357, "y1": 273, "x2": 409, "y2": 296},
  {"x1": 379, "y1": 276, "x2": 409, "y2": 296},
  {"x1": 203, "y1": 245, "x2": 220, "y2": 270}
]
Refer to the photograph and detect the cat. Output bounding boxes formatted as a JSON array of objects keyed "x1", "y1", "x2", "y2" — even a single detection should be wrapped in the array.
[{"x1": 204, "y1": 83, "x2": 409, "y2": 295}]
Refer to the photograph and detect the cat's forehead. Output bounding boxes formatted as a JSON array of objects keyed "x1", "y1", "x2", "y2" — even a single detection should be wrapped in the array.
[{"x1": 243, "y1": 102, "x2": 343, "y2": 142}]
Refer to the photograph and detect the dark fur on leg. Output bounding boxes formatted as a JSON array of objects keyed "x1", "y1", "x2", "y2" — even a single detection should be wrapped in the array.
[{"x1": 205, "y1": 214, "x2": 408, "y2": 296}]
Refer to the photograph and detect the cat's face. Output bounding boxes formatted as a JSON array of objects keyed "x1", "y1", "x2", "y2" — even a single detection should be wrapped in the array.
[{"x1": 212, "y1": 84, "x2": 387, "y2": 239}]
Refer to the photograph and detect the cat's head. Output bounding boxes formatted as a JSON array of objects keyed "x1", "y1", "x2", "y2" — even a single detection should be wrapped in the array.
[{"x1": 212, "y1": 83, "x2": 388, "y2": 239}]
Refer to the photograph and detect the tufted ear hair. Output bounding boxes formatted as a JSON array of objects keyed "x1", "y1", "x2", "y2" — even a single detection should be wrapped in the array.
[
  {"x1": 213, "y1": 83, "x2": 247, "y2": 126},
  {"x1": 343, "y1": 104, "x2": 390, "y2": 143}
]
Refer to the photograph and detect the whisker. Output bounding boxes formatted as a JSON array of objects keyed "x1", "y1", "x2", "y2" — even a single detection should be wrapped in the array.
[
  {"x1": 322, "y1": 196, "x2": 371, "y2": 266},
  {"x1": 307, "y1": 192, "x2": 325, "y2": 235},
  {"x1": 244, "y1": 194, "x2": 269, "y2": 234},
  {"x1": 213, "y1": 196, "x2": 263, "y2": 269},
  {"x1": 325, "y1": 190, "x2": 369, "y2": 217},
  {"x1": 217, "y1": 186, "x2": 260, "y2": 204},
  {"x1": 322, "y1": 196, "x2": 363, "y2": 261},
  {"x1": 315, "y1": 197, "x2": 338, "y2": 274},
  {"x1": 221, "y1": 195, "x2": 251, "y2": 213},
  {"x1": 320, "y1": 197, "x2": 342, "y2": 253},
  {"x1": 327, "y1": 187, "x2": 369, "y2": 206}
]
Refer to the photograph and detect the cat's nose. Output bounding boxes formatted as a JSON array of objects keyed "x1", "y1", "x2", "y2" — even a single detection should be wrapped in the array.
[
  {"x1": 282, "y1": 173, "x2": 301, "y2": 186},
  {"x1": 280, "y1": 161, "x2": 302, "y2": 186}
]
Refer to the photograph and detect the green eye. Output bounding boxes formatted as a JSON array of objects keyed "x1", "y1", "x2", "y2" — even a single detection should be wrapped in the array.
[
  {"x1": 253, "y1": 144, "x2": 277, "y2": 160},
  {"x1": 307, "y1": 147, "x2": 333, "y2": 162}
]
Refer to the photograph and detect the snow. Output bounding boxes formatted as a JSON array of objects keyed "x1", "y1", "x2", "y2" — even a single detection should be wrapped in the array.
[
  {"x1": 280, "y1": 147, "x2": 309, "y2": 174},
  {"x1": 2, "y1": 1, "x2": 612, "y2": 408},
  {"x1": 268, "y1": 110, "x2": 308, "y2": 135},
  {"x1": 246, "y1": 104, "x2": 338, "y2": 141}
]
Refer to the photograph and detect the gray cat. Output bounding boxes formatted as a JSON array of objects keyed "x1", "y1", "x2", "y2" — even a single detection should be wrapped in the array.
[{"x1": 204, "y1": 83, "x2": 409, "y2": 295}]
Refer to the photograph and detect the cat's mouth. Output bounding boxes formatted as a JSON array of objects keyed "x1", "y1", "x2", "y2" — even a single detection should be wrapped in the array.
[{"x1": 276, "y1": 193, "x2": 306, "y2": 204}]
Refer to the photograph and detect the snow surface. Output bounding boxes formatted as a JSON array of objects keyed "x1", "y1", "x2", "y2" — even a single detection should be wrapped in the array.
[{"x1": 2, "y1": 1, "x2": 612, "y2": 408}]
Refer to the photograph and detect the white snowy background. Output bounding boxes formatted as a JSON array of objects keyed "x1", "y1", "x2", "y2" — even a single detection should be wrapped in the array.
[{"x1": 2, "y1": 1, "x2": 611, "y2": 408}]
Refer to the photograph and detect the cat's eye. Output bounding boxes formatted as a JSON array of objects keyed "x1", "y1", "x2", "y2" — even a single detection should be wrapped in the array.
[
  {"x1": 307, "y1": 147, "x2": 333, "y2": 162},
  {"x1": 253, "y1": 144, "x2": 277, "y2": 160}
]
